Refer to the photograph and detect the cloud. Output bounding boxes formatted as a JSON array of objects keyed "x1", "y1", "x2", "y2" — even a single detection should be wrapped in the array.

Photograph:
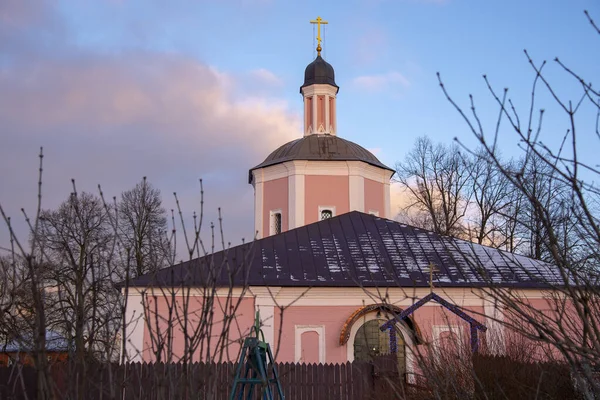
[
  {"x1": 249, "y1": 68, "x2": 284, "y2": 87},
  {"x1": 390, "y1": 183, "x2": 412, "y2": 218},
  {"x1": 233, "y1": 68, "x2": 285, "y2": 97},
  {"x1": 352, "y1": 71, "x2": 410, "y2": 92},
  {"x1": 354, "y1": 28, "x2": 388, "y2": 66},
  {"x1": 0, "y1": 52, "x2": 300, "y2": 250},
  {"x1": 0, "y1": 1, "x2": 305, "y2": 256}
]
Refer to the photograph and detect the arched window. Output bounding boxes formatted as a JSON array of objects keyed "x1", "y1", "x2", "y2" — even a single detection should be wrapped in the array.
[
  {"x1": 353, "y1": 319, "x2": 406, "y2": 374},
  {"x1": 270, "y1": 210, "x2": 282, "y2": 235}
]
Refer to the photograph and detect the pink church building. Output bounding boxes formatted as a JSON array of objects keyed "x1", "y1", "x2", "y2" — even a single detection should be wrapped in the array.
[{"x1": 123, "y1": 44, "x2": 560, "y2": 382}]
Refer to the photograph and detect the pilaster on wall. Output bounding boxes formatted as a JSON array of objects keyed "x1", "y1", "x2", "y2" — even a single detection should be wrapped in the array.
[
  {"x1": 348, "y1": 175, "x2": 365, "y2": 212},
  {"x1": 384, "y1": 182, "x2": 391, "y2": 218},
  {"x1": 122, "y1": 293, "x2": 145, "y2": 362},
  {"x1": 254, "y1": 180, "x2": 264, "y2": 239},
  {"x1": 288, "y1": 174, "x2": 305, "y2": 230},
  {"x1": 483, "y1": 295, "x2": 506, "y2": 354},
  {"x1": 251, "y1": 287, "x2": 282, "y2": 350},
  {"x1": 324, "y1": 96, "x2": 330, "y2": 135},
  {"x1": 311, "y1": 94, "x2": 318, "y2": 135}
]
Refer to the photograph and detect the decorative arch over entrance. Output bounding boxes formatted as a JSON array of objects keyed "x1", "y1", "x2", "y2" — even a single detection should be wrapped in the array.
[
  {"x1": 341, "y1": 304, "x2": 420, "y2": 383},
  {"x1": 339, "y1": 304, "x2": 422, "y2": 346}
]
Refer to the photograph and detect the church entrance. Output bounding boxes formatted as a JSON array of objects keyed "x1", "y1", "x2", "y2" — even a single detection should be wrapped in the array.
[{"x1": 353, "y1": 319, "x2": 406, "y2": 375}]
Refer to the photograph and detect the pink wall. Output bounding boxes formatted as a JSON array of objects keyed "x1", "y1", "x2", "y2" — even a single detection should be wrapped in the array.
[
  {"x1": 271, "y1": 303, "x2": 489, "y2": 365},
  {"x1": 142, "y1": 295, "x2": 255, "y2": 363},
  {"x1": 364, "y1": 178, "x2": 384, "y2": 216},
  {"x1": 300, "y1": 331, "x2": 320, "y2": 363},
  {"x1": 501, "y1": 297, "x2": 568, "y2": 361},
  {"x1": 273, "y1": 305, "x2": 358, "y2": 363},
  {"x1": 412, "y1": 305, "x2": 485, "y2": 337},
  {"x1": 263, "y1": 177, "x2": 289, "y2": 235},
  {"x1": 305, "y1": 97, "x2": 312, "y2": 132},
  {"x1": 136, "y1": 289, "x2": 571, "y2": 368},
  {"x1": 304, "y1": 175, "x2": 349, "y2": 225}
]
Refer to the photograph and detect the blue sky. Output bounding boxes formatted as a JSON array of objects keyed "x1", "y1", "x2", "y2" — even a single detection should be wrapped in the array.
[{"x1": 1, "y1": 0, "x2": 598, "y2": 252}]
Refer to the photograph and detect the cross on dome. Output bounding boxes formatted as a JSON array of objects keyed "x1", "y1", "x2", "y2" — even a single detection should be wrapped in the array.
[{"x1": 310, "y1": 16, "x2": 328, "y2": 55}]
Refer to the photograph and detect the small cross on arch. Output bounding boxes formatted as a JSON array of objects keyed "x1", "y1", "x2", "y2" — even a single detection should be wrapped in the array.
[{"x1": 428, "y1": 263, "x2": 439, "y2": 293}]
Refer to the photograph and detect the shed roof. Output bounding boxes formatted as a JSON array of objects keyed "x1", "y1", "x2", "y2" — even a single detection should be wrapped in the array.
[{"x1": 129, "y1": 212, "x2": 560, "y2": 289}]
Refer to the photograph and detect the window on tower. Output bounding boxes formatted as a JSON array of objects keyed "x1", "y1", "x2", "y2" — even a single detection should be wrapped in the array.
[
  {"x1": 274, "y1": 213, "x2": 282, "y2": 233},
  {"x1": 320, "y1": 209, "x2": 333, "y2": 220},
  {"x1": 270, "y1": 211, "x2": 282, "y2": 235}
]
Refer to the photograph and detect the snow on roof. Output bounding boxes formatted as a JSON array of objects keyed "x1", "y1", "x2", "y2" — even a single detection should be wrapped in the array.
[{"x1": 129, "y1": 211, "x2": 561, "y2": 289}]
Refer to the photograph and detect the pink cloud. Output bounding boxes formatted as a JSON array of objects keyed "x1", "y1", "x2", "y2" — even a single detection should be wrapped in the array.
[
  {"x1": 248, "y1": 68, "x2": 284, "y2": 87},
  {"x1": 352, "y1": 71, "x2": 410, "y2": 92},
  {"x1": 354, "y1": 27, "x2": 388, "y2": 66},
  {"x1": 0, "y1": 52, "x2": 301, "y2": 250}
]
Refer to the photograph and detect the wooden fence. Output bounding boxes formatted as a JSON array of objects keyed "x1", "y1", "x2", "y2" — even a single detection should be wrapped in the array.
[{"x1": 0, "y1": 357, "x2": 403, "y2": 400}]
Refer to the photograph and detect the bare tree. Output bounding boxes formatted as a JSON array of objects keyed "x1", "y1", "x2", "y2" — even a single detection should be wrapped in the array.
[
  {"x1": 463, "y1": 147, "x2": 513, "y2": 247},
  {"x1": 37, "y1": 189, "x2": 122, "y2": 397},
  {"x1": 119, "y1": 177, "x2": 171, "y2": 277},
  {"x1": 395, "y1": 136, "x2": 471, "y2": 237},
  {"x1": 437, "y1": 9, "x2": 600, "y2": 398},
  {"x1": 0, "y1": 150, "x2": 54, "y2": 399},
  {"x1": 0, "y1": 147, "x2": 299, "y2": 400}
]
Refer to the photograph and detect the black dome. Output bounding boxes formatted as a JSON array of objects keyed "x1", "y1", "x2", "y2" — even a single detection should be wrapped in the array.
[
  {"x1": 249, "y1": 135, "x2": 393, "y2": 183},
  {"x1": 300, "y1": 55, "x2": 339, "y2": 93}
]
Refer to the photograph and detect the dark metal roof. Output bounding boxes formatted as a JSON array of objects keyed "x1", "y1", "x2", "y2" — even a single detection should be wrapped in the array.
[
  {"x1": 129, "y1": 212, "x2": 561, "y2": 289},
  {"x1": 300, "y1": 55, "x2": 338, "y2": 92},
  {"x1": 249, "y1": 135, "x2": 394, "y2": 183}
]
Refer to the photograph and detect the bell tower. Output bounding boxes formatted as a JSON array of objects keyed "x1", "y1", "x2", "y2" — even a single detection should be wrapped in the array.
[
  {"x1": 249, "y1": 17, "x2": 395, "y2": 239},
  {"x1": 301, "y1": 16, "x2": 338, "y2": 136}
]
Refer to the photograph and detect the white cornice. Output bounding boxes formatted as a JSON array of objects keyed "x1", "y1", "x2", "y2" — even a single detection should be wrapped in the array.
[
  {"x1": 254, "y1": 160, "x2": 393, "y2": 183},
  {"x1": 126, "y1": 286, "x2": 552, "y2": 304},
  {"x1": 301, "y1": 84, "x2": 338, "y2": 97},
  {"x1": 266, "y1": 287, "x2": 551, "y2": 308}
]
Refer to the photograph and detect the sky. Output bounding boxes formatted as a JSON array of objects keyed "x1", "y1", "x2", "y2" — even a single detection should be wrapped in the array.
[{"x1": 1, "y1": 0, "x2": 599, "y2": 254}]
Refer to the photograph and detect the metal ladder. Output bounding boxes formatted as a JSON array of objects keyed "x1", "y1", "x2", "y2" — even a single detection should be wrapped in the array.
[{"x1": 230, "y1": 312, "x2": 284, "y2": 400}]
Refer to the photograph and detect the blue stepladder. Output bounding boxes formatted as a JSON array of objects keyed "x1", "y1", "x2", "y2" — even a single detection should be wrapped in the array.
[{"x1": 230, "y1": 312, "x2": 284, "y2": 400}]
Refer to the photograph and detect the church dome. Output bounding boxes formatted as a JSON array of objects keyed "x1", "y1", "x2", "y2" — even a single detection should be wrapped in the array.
[
  {"x1": 249, "y1": 134, "x2": 393, "y2": 183},
  {"x1": 300, "y1": 55, "x2": 339, "y2": 92}
]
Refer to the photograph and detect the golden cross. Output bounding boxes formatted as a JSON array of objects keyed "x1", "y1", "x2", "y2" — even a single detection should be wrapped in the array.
[
  {"x1": 428, "y1": 263, "x2": 439, "y2": 293},
  {"x1": 310, "y1": 16, "x2": 328, "y2": 55}
]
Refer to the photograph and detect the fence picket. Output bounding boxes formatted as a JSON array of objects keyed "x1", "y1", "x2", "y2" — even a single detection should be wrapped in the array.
[
  {"x1": 310, "y1": 362, "x2": 315, "y2": 399},
  {"x1": 0, "y1": 359, "x2": 387, "y2": 400},
  {"x1": 320, "y1": 363, "x2": 327, "y2": 400},
  {"x1": 340, "y1": 361, "x2": 347, "y2": 400}
]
